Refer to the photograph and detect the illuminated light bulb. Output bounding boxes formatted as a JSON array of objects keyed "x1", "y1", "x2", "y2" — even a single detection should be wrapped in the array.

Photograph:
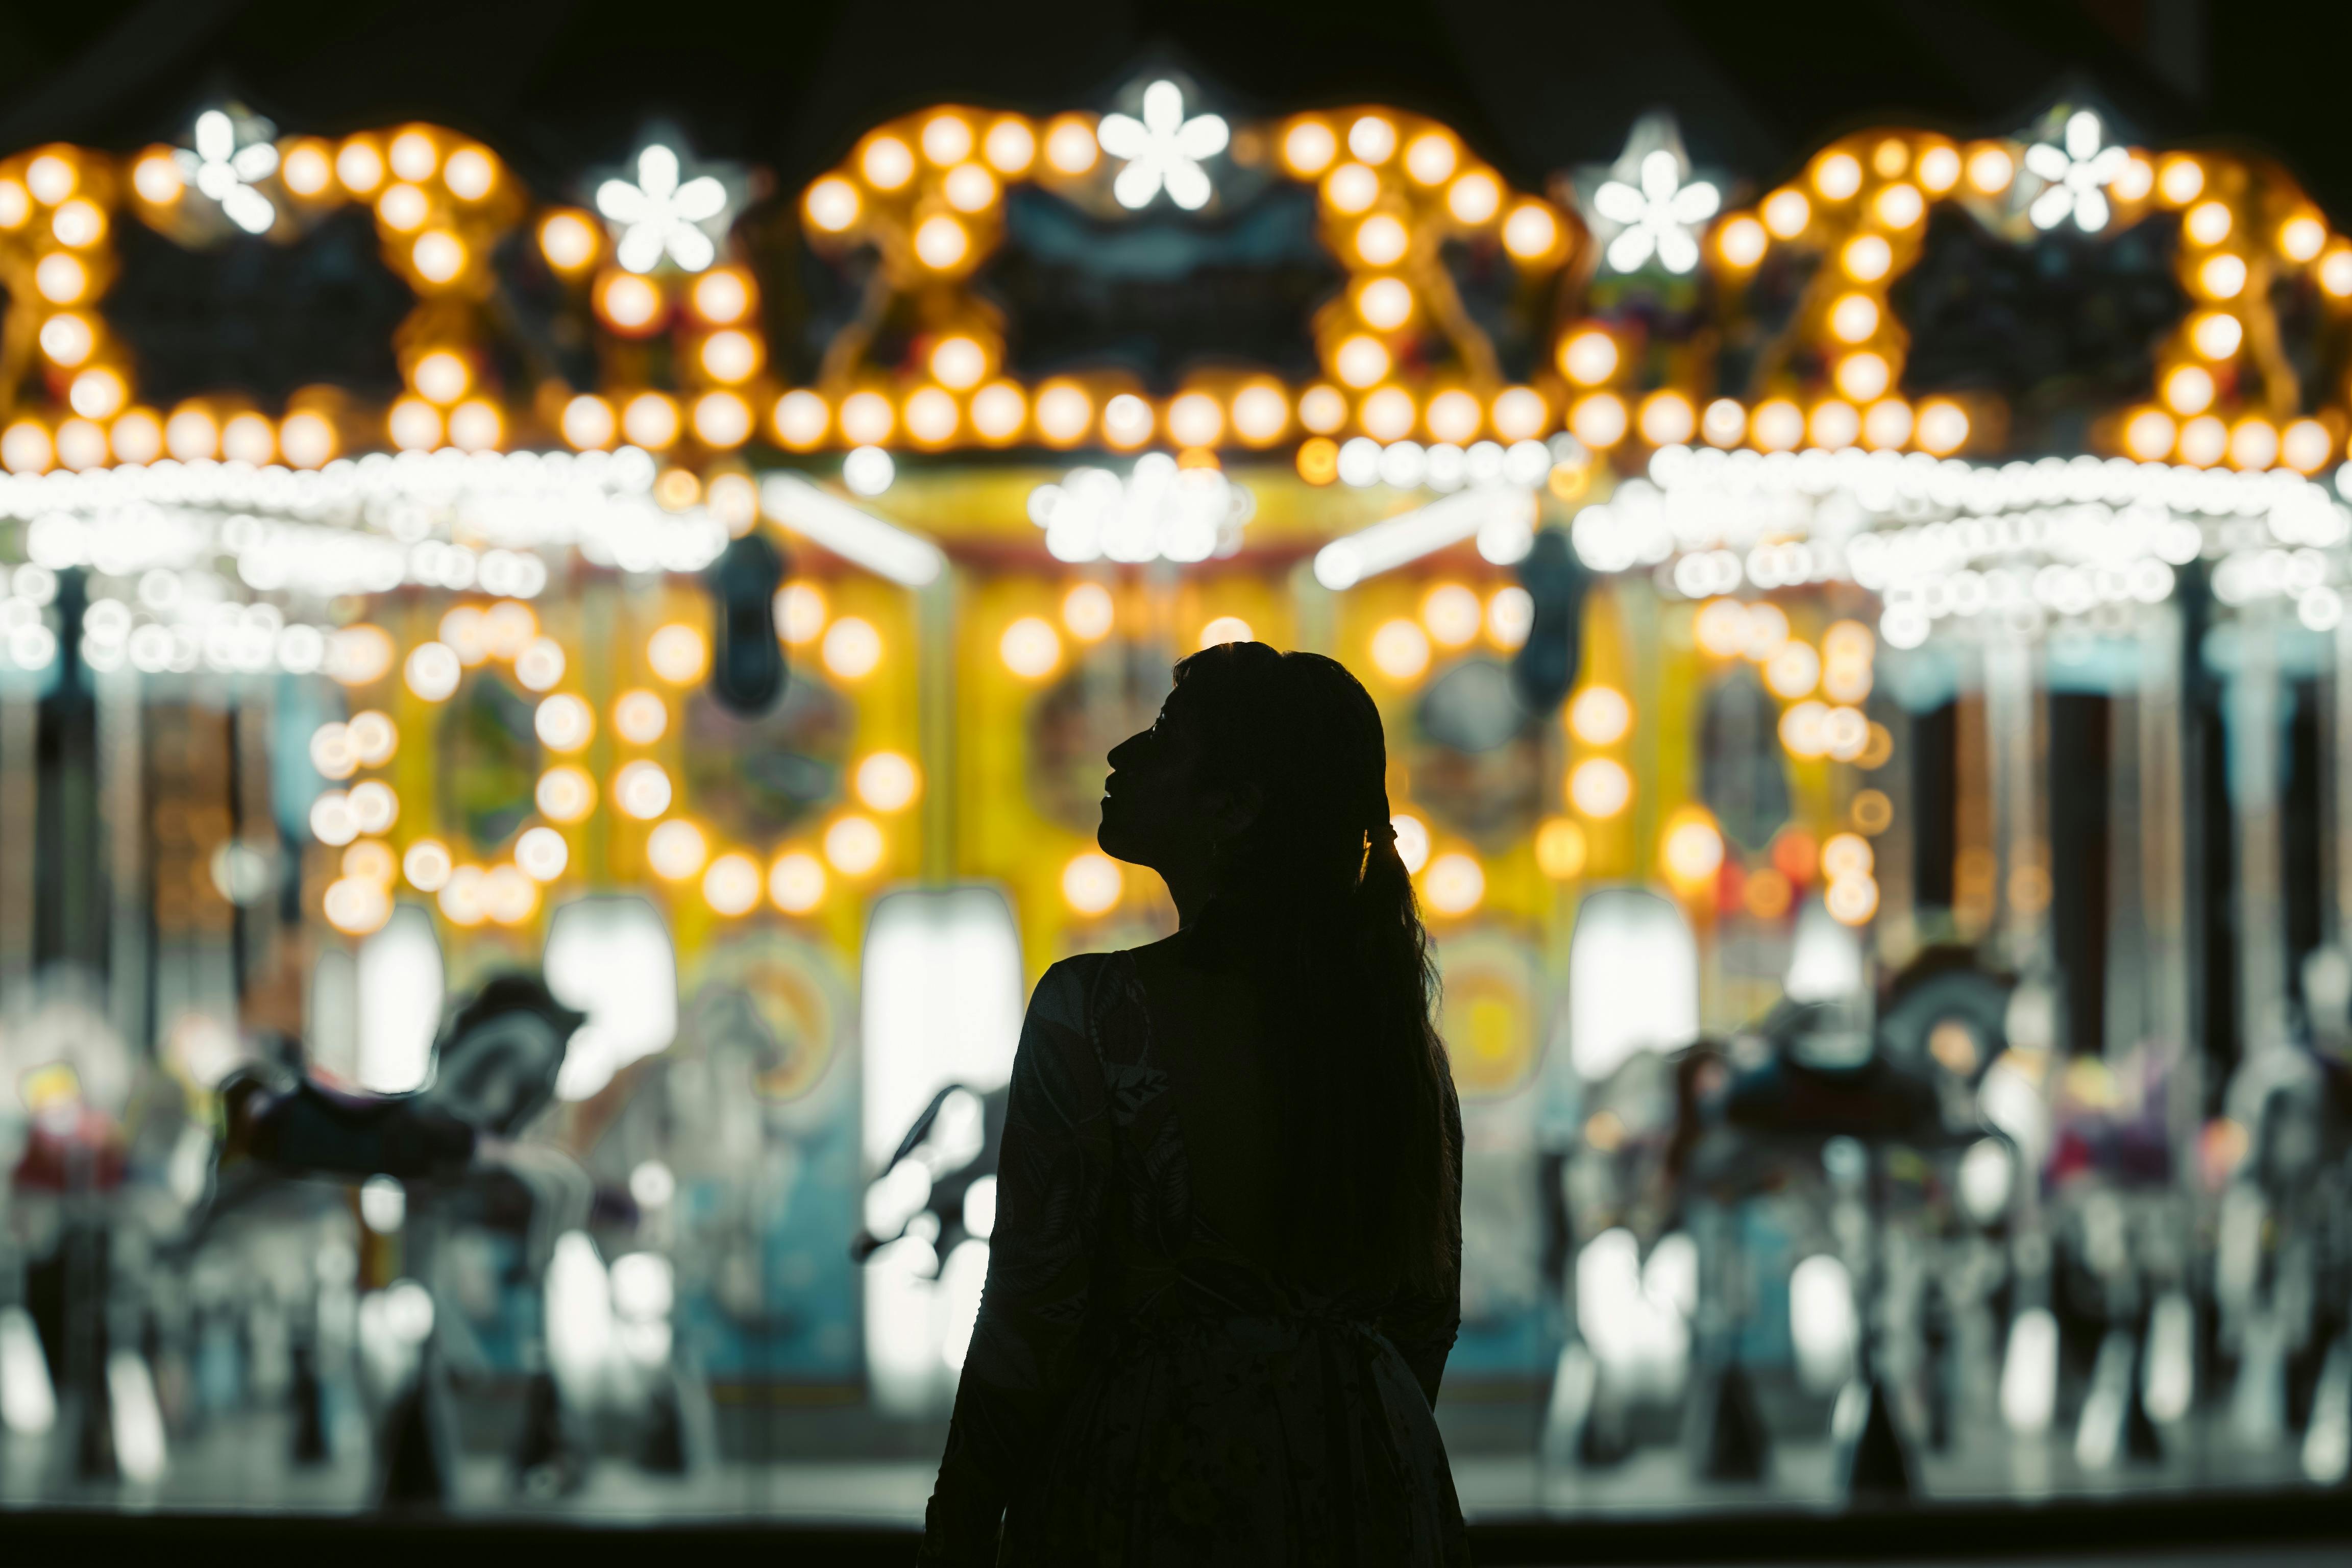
[
  {"x1": 310, "y1": 791, "x2": 357, "y2": 847},
  {"x1": 824, "y1": 814, "x2": 885, "y2": 875},
  {"x1": 1357, "y1": 276, "x2": 1413, "y2": 330},
  {"x1": 1915, "y1": 400, "x2": 1970, "y2": 455},
  {"x1": 1762, "y1": 188, "x2": 1810, "y2": 237},
  {"x1": 1571, "y1": 757, "x2": 1631, "y2": 818},
  {"x1": 444, "y1": 145, "x2": 496, "y2": 201},
  {"x1": 1750, "y1": 399, "x2": 1804, "y2": 452},
  {"x1": 1043, "y1": 115, "x2": 1099, "y2": 175},
  {"x1": 614, "y1": 760, "x2": 673, "y2": 821},
  {"x1": 404, "y1": 642, "x2": 461, "y2": 701},
  {"x1": 921, "y1": 114, "x2": 974, "y2": 167},
  {"x1": 928, "y1": 335, "x2": 988, "y2": 391},
  {"x1": 536, "y1": 765, "x2": 595, "y2": 823},
  {"x1": 1717, "y1": 214, "x2": 1767, "y2": 266},
  {"x1": 323, "y1": 877, "x2": 391, "y2": 936},
  {"x1": 691, "y1": 390, "x2": 750, "y2": 448},
  {"x1": 1570, "y1": 392, "x2": 1628, "y2": 450},
  {"x1": 1231, "y1": 382, "x2": 1289, "y2": 445},
  {"x1": 1702, "y1": 398, "x2": 1748, "y2": 448},
  {"x1": 2112, "y1": 155, "x2": 2154, "y2": 203},
  {"x1": 347, "y1": 710, "x2": 398, "y2": 766},
  {"x1": 377, "y1": 182, "x2": 428, "y2": 232},
  {"x1": 854, "y1": 751, "x2": 921, "y2": 814},
  {"x1": 1354, "y1": 213, "x2": 1408, "y2": 267},
  {"x1": 1360, "y1": 386, "x2": 1415, "y2": 442},
  {"x1": 2282, "y1": 418, "x2": 2334, "y2": 474},
  {"x1": 558, "y1": 394, "x2": 617, "y2": 450},
  {"x1": 310, "y1": 722, "x2": 357, "y2": 780},
  {"x1": 2189, "y1": 311, "x2": 2242, "y2": 360},
  {"x1": 1850, "y1": 789, "x2": 1895, "y2": 836},
  {"x1": 861, "y1": 135, "x2": 915, "y2": 190},
  {"x1": 822, "y1": 616, "x2": 881, "y2": 678},
  {"x1": 1404, "y1": 131, "x2": 1457, "y2": 186},
  {"x1": 1661, "y1": 810, "x2": 1725, "y2": 889},
  {"x1": 804, "y1": 176, "x2": 862, "y2": 235},
  {"x1": 1487, "y1": 585, "x2": 1534, "y2": 649},
  {"x1": 157, "y1": 405, "x2": 214, "y2": 461},
  {"x1": 1834, "y1": 352, "x2": 1891, "y2": 403},
  {"x1": 1841, "y1": 234, "x2": 1893, "y2": 282},
  {"x1": 1060, "y1": 582, "x2": 1115, "y2": 642},
  {"x1": 619, "y1": 391, "x2": 679, "y2": 449},
  {"x1": 411, "y1": 350, "x2": 470, "y2": 405},
  {"x1": 1638, "y1": 391, "x2": 1696, "y2": 447},
  {"x1": 2228, "y1": 417, "x2": 2279, "y2": 472},
  {"x1": 839, "y1": 390, "x2": 898, "y2": 446},
  {"x1": 50, "y1": 198, "x2": 103, "y2": 249},
  {"x1": 535, "y1": 693, "x2": 595, "y2": 751},
  {"x1": 1967, "y1": 145, "x2": 2014, "y2": 194},
  {"x1": 753, "y1": 390, "x2": 823, "y2": 455},
  {"x1": 1502, "y1": 203, "x2": 1558, "y2": 259},
  {"x1": 280, "y1": 410, "x2": 337, "y2": 468},
  {"x1": 347, "y1": 781, "x2": 398, "y2": 836},
  {"x1": 596, "y1": 273, "x2": 663, "y2": 336},
  {"x1": 1536, "y1": 817, "x2": 1587, "y2": 880},
  {"x1": 2185, "y1": 200, "x2": 2232, "y2": 247},
  {"x1": 943, "y1": 163, "x2": 998, "y2": 212},
  {"x1": 1422, "y1": 583, "x2": 1482, "y2": 648},
  {"x1": 2157, "y1": 156, "x2": 2204, "y2": 205},
  {"x1": 776, "y1": 584, "x2": 828, "y2": 646},
  {"x1": 1283, "y1": 119, "x2": 1338, "y2": 177},
  {"x1": 769, "y1": 850, "x2": 826, "y2": 913},
  {"x1": 1370, "y1": 619, "x2": 1432, "y2": 682},
  {"x1": 1829, "y1": 292, "x2": 1880, "y2": 344},
  {"x1": 1426, "y1": 388, "x2": 1481, "y2": 445},
  {"x1": 439, "y1": 605, "x2": 491, "y2": 666},
  {"x1": 1778, "y1": 699, "x2": 1830, "y2": 758},
  {"x1": 1000, "y1": 615, "x2": 1062, "y2": 679},
  {"x1": 2198, "y1": 253, "x2": 2247, "y2": 300},
  {"x1": 1034, "y1": 381, "x2": 1093, "y2": 445},
  {"x1": 387, "y1": 129, "x2": 438, "y2": 181},
  {"x1": 1391, "y1": 814, "x2": 1431, "y2": 873},
  {"x1": 1446, "y1": 170, "x2": 1501, "y2": 225},
  {"x1": 1559, "y1": 329, "x2": 1619, "y2": 385},
  {"x1": 1199, "y1": 616, "x2": 1252, "y2": 649},
  {"x1": 332, "y1": 139, "x2": 385, "y2": 195},
  {"x1": 2162, "y1": 363, "x2": 2215, "y2": 415},
  {"x1": 612, "y1": 689, "x2": 667, "y2": 745},
  {"x1": 1062, "y1": 851, "x2": 1123, "y2": 916},
  {"x1": 984, "y1": 117, "x2": 1036, "y2": 175},
  {"x1": 1166, "y1": 390, "x2": 1224, "y2": 448},
  {"x1": 1873, "y1": 182, "x2": 1924, "y2": 229},
  {"x1": 1347, "y1": 115, "x2": 1397, "y2": 165},
  {"x1": 1812, "y1": 151, "x2": 1863, "y2": 200},
  {"x1": 1421, "y1": 852, "x2": 1484, "y2": 916},
  {"x1": 412, "y1": 229, "x2": 467, "y2": 285},
  {"x1": 438, "y1": 865, "x2": 487, "y2": 926},
  {"x1": 646, "y1": 819, "x2": 708, "y2": 881},
  {"x1": 700, "y1": 328, "x2": 761, "y2": 383},
  {"x1": 1917, "y1": 145, "x2": 1962, "y2": 192},
  {"x1": 1861, "y1": 398, "x2": 1914, "y2": 450},
  {"x1": 68, "y1": 369, "x2": 126, "y2": 422},
  {"x1": 1823, "y1": 706, "x2": 1870, "y2": 761},
  {"x1": 2280, "y1": 214, "x2": 2328, "y2": 263},
  {"x1": 2123, "y1": 407, "x2": 2178, "y2": 462},
  {"x1": 19, "y1": 155, "x2": 66, "y2": 204},
  {"x1": 1765, "y1": 640, "x2": 1821, "y2": 698},
  {"x1": 110, "y1": 408, "x2": 163, "y2": 464},
  {"x1": 328, "y1": 625, "x2": 396, "y2": 685},
  {"x1": 914, "y1": 215, "x2": 969, "y2": 270},
  {"x1": 54, "y1": 418, "x2": 105, "y2": 470},
  {"x1": 900, "y1": 386, "x2": 958, "y2": 446},
  {"x1": 1569, "y1": 685, "x2": 1632, "y2": 745},
  {"x1": 1743, "y1": 601, "x2": 1791, "y2": 659},
  {"x1": 703, "y1": 853, "x2": 762, "y2": 916},
  {"x1": 133, "y1": 151, "x2": 184, "y2": 204},
  {"x1": 35, "y1": 252, "x2": 88, "y2": 303},
  {"x1": 1822, "y1": 662, "x2": 1874, "y2": 706},
  {"x1": 403, "y1": 839, "x2": 453, "y2": 892},
  {"x1": 1825, "y1": 875, "x2": 1879, "y2": 925},
  {"x1": 2176, "y1": 414, "x2": 2227, "y2": 467},
  {"x1": 1333, "y1": 335, "x2": 1391, "y2": 389},
  {"x1": 1101, "y1": 393, "x2": 1154, "y2": 448},
  {"x1": 516, "y1": 826, "x2": 569, "y2": 883},
  {"x1": 642, "y1": 623, "x2": 707, "y2": 685},
  {"x1": 481, "y1": 864, "x2": 538, "y2": 926}
]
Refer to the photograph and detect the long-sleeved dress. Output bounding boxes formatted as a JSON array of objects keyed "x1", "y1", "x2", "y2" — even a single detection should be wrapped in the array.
[{"x1": 920, "y1": 948, "x2": 1469, "y2": 1565}]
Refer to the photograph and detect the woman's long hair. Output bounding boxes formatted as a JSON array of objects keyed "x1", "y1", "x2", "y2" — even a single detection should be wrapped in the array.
[{"x1": 1167, "y1": 642, "x2": 1456, "y2": 1292}]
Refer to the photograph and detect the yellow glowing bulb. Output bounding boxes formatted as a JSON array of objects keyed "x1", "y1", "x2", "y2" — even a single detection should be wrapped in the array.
[
  {"x1": 1559, "y1": 329, "x2": 1619, "y2": 385},
  {"x1": 1000, "y1": 615, "x2": 1062, "y2": 679},
  {"x1": 2163, "y1": 363, "x2": 2215, "y2": 415},
  {"x1": 323, "y1": 877, "x2": 391, "y2": 936},
  {"x1": 1813, "y1": 151, "x2": 1863, "y2": 200},
  {"x1": 1569, "y1": 392, "x2": 1628, "y2": 451},
  {"x1": 1043, "y1": 116, "x2": 1099, "y2": 175},
  {"x1": 1841, "y1": 234, "x2": 1893, "y2": 282},
  {"x1": 2185, "y1": 200, "x2": 2232, "y2": 247},
  {"x1": 1765, "y1": 641, "x2": 1821, "y2": 698},
  {"x1": 700, "y1": 329, "x2": 761, "y2": 383},
  {"x1": 403, "y1": 839, "x2": 453, "y2": 892},
  {"x1": 1571, "y1": 757, "x2": 1632, "y2": 818},
  {"x1": 516, "y1": 826, "x2": 569, "y2": 883},
  {"x1": 1535, "y1": 818, "x2": 1587, "y2": 880},
  {"x1": 855, "y1": 751, "x2": 921, "y2": 813},
  {"x1": 561, "y1": 395, "x2": 616, "y2": 450},
  {"x1": 914, "y1": 215, "x2": 969, "y2": 270},
  {"x1": 776, "y1": 583, "x2": 828, "y2": 645},
  {"x1": 943, "y1": 163, "x2": 998, "y2": 212},
  {"x1": 1324, "y1": 162, "x2": 1379, "y2": 215},
  {"x1": 647, "y1": 819, "x2": 708, "y2": 881},
  {"x1": 1915, "y1": 400, "x2": 1970, "y2": 455},
  {"x1": 929, "y1": 335, "x2": 988, "y2": 390},
  {"x1": 1062, "y1": 582, "x2": 1114, "y2": 641},
  {"x1": 1717, "y1": 214, "x2": 1767, "y2": 266},
  {"x1": 534, "y1": 694, "x2": 594, "y2": 751},
  {"x1": 2190, "y1": 312, "x2": 2242, "y2": 360},
  {"x1": 1358, "y1": 277, "x2": 1414, "y2": 330},
  {"x1": 1661, "y1": 809, "x2": 1725, "y2": 889},
  {"x1": 1334, "y1": 334, "x2": 1390, "y2": 388},
  {"x1": 1502, "y1": 203, "x2": 1558, "y2": 259},
  {"x1": 769, "y1": 851, "x2": 826, "y2": 914},
  {"x1": 614, "y1": 760, "x2": 673, "y2": 820},
  {"x1": 35, "y1": 252, "x2": 88, "y2": 304},
  {"x1": 1422, "y1": 853, "x2": 1485, "y2": 917},
  {"x1": 1446, "y1": 170, "x2": 1501, "y2": 225},
  {"x1": 1404, "y1": 132, "x2": 1458, "y2": 186},
  {"x1": 1762, "y1": 188, "x2": 1810, "y2": 238},
  {"x1": 1569, "y1": 686, "x2": 1632, "y2": 745},
  {"x1": 804, "y1": 175, "x2": 862, "y2": 234},
  {"x1": 647, "y1": 623, "x2": 709, "y2": 683},
  {"x1": 2123, "y1": 408, "x2": 2177, "y2": 462},
  {"x1": 824, "y1": 814, "x2": 885, "y2": 875},
  {"x1": 984, "y1": 117, "x2": 1036, "y2": 175},
  {"x1": 1199, "y1": 616, "x2": 1252, "y2": 649},
  {"x1": 598, "y1": 272, "x2": 663, "y2": 332},
  {"x1": 861, "y1": 135, "x2": 914, "y2": 190},
  {"x1": 703, "y1": 853, "x2": 762, "y2": 917},
  {"x1": 1638, "y1": 391, "x2": 1696, "y2": 447},
  {"x1": 1355, "y1": 214, "x2": 1408, "y2": 267},
  {"x1": 1062, "y1": 851, "x2": 1123, "y2": 916},
  {"x1": 2198, "y1": 253, "x2": 2247, "y2": 300},
  {"x1": 822, "y1": 617, "x2": 882, "y2": 678},
  {"x1": 613, "y1": 689, "x2": 668, "y2": 745},
  {"x1": 1370, "y1": 619, "x2": 1431, "y2": 681},
  {"x1": 1829, "y1": 292, "x2": 1880, "y2": 344},
  {"x1": 1283, "y1": 120, "x2": 1337, "y2": 177},
  {"x1": 1421, "y1": 584, "x2": 1482, "y2": 648}
]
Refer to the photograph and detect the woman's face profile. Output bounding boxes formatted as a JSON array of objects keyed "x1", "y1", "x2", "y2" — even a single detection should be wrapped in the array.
[{"x1": 1097, "y1": 699, "x2": 1205, "y2": 871}]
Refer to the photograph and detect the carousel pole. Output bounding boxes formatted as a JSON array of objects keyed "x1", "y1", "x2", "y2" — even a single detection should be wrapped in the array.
[{"x1": 917, "y1": 570, "x2": 957, "y2": 886}]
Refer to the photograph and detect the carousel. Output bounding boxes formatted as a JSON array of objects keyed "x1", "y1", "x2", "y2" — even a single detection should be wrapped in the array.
[{"x1": 0, "y1": 69, "x2": 2345, "y2": 1516}]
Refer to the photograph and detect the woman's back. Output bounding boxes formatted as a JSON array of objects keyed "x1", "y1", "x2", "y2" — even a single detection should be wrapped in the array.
[{"x1": 921, "y1": 944, "x2": 1466, "y2": 1566}]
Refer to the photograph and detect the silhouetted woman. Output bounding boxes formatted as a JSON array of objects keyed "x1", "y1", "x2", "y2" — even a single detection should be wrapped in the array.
[{"x1": 922, "y1": 642, "x2": 1467, "y2": 1564}]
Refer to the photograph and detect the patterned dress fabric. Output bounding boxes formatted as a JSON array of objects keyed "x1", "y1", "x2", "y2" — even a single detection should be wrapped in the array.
[{"x1": 921, "y1": 950, "x2": 1469, "y2": 1565}]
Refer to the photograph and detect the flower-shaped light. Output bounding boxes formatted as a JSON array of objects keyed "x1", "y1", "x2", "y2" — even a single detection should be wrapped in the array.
[
  {"x1": 1097, "y1": 81, "x2": 1228, "y2": 212},
  {"x1": 1578, "y1": 113, "x2": 1722, "y2": 276},
  {"x1": 1029, "y1": 453, "x2": 1253, "y2": 563},
  {"x1": 2023, "y1": 110, "x2": 2128, "y2": 233},
  {"x1": 175, "y1": 109, "x2": 280, "y2": 235},
  {"x1": 596, "y1": 144, "x2": 732, "y2": 273}
]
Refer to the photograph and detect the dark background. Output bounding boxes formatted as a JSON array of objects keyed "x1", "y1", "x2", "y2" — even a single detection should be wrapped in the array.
[{"x1": 0, "y1": 1, "x2": 2334, "y2": 215}]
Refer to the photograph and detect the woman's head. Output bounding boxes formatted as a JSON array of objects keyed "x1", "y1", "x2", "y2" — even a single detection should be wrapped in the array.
[{"x1": 1099, "y1": 641, "x2": 1456, "y2": 1290}]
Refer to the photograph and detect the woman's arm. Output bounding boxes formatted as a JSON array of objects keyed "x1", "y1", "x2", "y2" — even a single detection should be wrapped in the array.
[{"x1": 920, "y1": 959, "x2": 1109, "y2": 1564}]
